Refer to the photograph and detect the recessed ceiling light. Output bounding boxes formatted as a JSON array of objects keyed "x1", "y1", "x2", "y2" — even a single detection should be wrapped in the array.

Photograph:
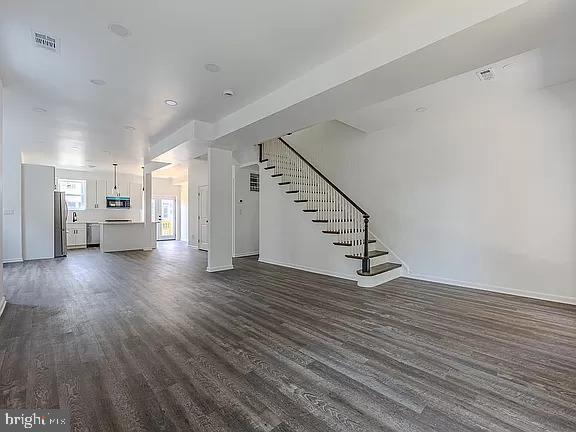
[
  {"x1": 108, "y1": 24, "x2": 132, "y2": 38},
  {"x1": 71, "y1": 146, "x2": 80, "y2": 151},
  {"x1": 415, "y1": 107, "x2": 427, "y2": 112},
  {"x1": 90, "y1": 79, "x2": 107, "y2": 86},
  {"x1": 223, "y1": 89, "x2": 235, "y2": 97},
  {"x1": 124, "y1": 125, "x2": 136, "y2": 131},
  {"x1": 204, "y1": 63, "x2": 221, "y2": 73},
  {"x1": 502, "y1": 63, "x2": 514, "y2": 70},
  {"x1": 32, "y1": 107, "x2": 47, "y2": 113},
  {"x1": 164, "y1": 99, "x2": 178, "y2": 106},
  {"x1": 87, "y1": 164, "x2": 97, "y2": 168}
]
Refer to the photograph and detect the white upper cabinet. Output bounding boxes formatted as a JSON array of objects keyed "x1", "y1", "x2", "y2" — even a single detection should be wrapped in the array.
[
  {"x1": 86, "y1": 179, "x2": 98, "y2": 209},
  {"x1": 129, "y1": 182, "x2": 143, "y2": 213},
  {"x1": 96, "y1": 179, "x2": 107, "y2": 208}
]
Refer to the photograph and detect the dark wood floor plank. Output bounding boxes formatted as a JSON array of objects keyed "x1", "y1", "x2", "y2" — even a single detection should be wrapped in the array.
[{"x1": 1, "y1": 241, "x2": 575, "y2": 432}]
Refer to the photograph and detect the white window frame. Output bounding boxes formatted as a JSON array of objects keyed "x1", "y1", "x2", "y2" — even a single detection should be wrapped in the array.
[{"x1": 58, "y1": 179, "x2": 87, "y2": 211}]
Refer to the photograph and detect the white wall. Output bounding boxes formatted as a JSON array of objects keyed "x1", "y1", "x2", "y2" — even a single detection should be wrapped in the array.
[
  {"x1": 22, "y1": 164, "x2": 55, "y2": 261},
  {"x1": 234, "y1": 165, "x2": 259, "y2": 257},
  {"x1": 259, "y1": 166, "x2": 359, "y2": 279},
  {"x1": 179, "y1": 181, "x2": 188, "y2": 242},
  {"x1": 286, "y1": 82, "x2": 576, "y2": 303},
  {"x1": 2, "y1": 134, "x2": 21, "y2": 263},
  {"x1": 187, "y1": 159, "x2": 208, "y2": 247},
  {"x1": 0, "y1": 77, "x2": 5, "y2": 308},
  {"x1": 207, "y1": 148, "x2": 233, "y2": 271}
]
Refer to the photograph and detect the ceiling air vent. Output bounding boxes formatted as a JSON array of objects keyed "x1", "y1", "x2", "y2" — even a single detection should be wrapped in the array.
[
  {"x1": 476, "y1": 68, "x2": 495, "y2": 81},
  {"x1": 32, "y1": 30, "x2": 59, "y2": 53}
]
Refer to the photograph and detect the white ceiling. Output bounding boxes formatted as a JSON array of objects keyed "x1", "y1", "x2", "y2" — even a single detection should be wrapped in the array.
[
  {"x1": 0, "y1": 0, "x2": 427, "y2": 174},
  {"x1": 338, "y1": 46, "x2": 576, "y2": 134}
]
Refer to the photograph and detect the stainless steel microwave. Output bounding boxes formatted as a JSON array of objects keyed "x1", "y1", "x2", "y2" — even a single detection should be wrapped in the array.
[{"x1": 106, "y1": 196, "x2": 131, "y2": 208}]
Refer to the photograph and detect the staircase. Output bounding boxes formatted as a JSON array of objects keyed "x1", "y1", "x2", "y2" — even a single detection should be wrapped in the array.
[{"x1": 259, "y1": 137, "x2": 403, "y2": 287}]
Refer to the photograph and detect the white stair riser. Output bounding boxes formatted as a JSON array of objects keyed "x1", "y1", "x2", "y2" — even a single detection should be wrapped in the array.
[
  {"x1": 369, "y1": 254, "x2": 390, "y2": 267},
  {"x1": 357, "y1": 266, "x2": 403, "y2": 288}
]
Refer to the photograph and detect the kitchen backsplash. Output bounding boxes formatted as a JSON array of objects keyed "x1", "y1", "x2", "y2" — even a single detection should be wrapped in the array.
[{"x1": 68, "y1": 208, "x2": 143, "y2": 223}]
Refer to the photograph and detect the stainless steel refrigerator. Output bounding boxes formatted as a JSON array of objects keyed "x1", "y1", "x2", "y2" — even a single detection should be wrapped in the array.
[{"x1": 54, "y1": 191, "x2": 68, "y2": 257}]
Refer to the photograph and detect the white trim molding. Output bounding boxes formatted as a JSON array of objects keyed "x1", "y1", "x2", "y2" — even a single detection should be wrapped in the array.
[
  {"x1": 406, "y1": 273, "x2": 576, "y2": 305},
  {"x1": 3, "y1": 258, "x2": 23, "y2": 264},
  {"x1": 0, "y1": 296, "x2": 6, "y2": 320},
  {"x1": 207, "y1": 265, "x2": 234, "y2": 273},
  {"x1": 234, "y1": 251, "x2": 259, "y2": 258}
]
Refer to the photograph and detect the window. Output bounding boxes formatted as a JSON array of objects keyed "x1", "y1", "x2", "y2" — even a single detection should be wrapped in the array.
[
  {"x1": 250, "y1": 172, "x2": 259, "y2": 192},
  {"x1": 58, "y1": 179, "x2": 86, "y2": 210}
]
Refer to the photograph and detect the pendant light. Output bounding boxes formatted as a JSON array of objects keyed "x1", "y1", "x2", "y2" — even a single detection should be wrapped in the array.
[{"x1": 112, "y1": 163, "x2": 119, "y2": 196}]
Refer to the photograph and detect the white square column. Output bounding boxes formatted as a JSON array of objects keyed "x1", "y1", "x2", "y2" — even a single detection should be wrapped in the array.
[
  {"x1": 143, "y1": 171, "x2": 154, "y2": 250},
  {"x1": 207, "y1": 147, "x2": 234, "y2": 272}
]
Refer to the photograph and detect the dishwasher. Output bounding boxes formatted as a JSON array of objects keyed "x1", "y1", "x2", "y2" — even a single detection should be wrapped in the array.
[{"x1": 87, "y1": 223, "x2": 100, "y2": 246}]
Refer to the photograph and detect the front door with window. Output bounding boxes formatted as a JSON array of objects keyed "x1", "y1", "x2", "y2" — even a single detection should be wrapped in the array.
[{"x1": 152, "y1": 197, "x2": 177, "y2": 241}]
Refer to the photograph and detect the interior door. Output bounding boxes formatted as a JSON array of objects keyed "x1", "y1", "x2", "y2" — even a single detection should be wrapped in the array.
[
  {"x1": 153, "y1": 197, "x2": 177, "y2": 241},
  {"x1": 198, "y1": 185, "x2": 209, "y2": 251}
]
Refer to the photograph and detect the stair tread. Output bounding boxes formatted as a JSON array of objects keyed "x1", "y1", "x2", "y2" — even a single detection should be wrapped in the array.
[
  {"x1": 278, "y1": 182, "x2": 291, "y2": 185},
  {"x1": 264, "y1": 166, "x2": 276, "y2": 170},
  {"x1": 334, "y1": 240, "x2": 376, "y2": 246},
  {"x1": 271, "y1": 173, "x2": 283, "y2": 177},
  {"x1": 286, "y1": 190, "x2": 299, "y2": 194},
  {"x1": 312, "y1": 220, "x2": 328, "y2": 223},
  {"x1": 346, "y1": 250, "x2": 389, "y2": 259},
  {"x1": 357, "y1": 262, "x2": 402, "y2": 277},
  {"x1": 260, "y1": 159, "x2": 269, "y2": 162},
  {"x1": 303, "y1": 209, "x2": 318, "y2": 213},
  {"x1": 294, "y1": 200, "x2": 308, "y2": 203}
]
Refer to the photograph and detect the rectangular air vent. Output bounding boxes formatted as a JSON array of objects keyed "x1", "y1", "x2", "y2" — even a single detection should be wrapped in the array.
[
  {"x1": 476, "y1": 69, "x2": 495, "y2": 81},
  {"x1": 32, "y1": 30, "x2": 59, "y2": 52}
]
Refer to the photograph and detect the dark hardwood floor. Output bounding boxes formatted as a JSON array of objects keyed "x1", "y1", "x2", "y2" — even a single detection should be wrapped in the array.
[{"x1": 1, "y1": 241, "x2": 576, "y2": 431}]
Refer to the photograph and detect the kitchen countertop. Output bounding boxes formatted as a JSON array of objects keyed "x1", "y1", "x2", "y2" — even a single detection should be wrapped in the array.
[{"x1": 101, "y1": 221, "x2": 145, "y2": 225}]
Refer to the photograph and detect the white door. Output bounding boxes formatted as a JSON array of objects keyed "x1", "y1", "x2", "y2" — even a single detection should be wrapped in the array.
[
  {"x1": 152, "y1": 198, "x2": 177, "y2": 241},
  {"x1": 198, "y1": 185, "x2": 209, "y2": 251}
]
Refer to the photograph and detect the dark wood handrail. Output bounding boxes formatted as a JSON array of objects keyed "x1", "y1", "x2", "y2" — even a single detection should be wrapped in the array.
[{"x1": 277, "y1": 137, "x2": 369, "y2": 217}]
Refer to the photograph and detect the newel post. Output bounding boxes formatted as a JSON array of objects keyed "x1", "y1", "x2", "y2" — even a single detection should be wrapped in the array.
[{"x1": 362, "y1": 214, "x2": 370, "y2": 273}]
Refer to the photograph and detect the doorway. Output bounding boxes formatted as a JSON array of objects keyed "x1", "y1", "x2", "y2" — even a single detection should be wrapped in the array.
[
  {"x1": 198, "y1": 185, "x2": 209, "y2": 251},
  {"x1": 152, "y1": 197, "x2": 177, "y2": 241}
]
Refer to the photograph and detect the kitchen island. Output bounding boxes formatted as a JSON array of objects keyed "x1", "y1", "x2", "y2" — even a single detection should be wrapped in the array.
[{"x1": 100, "y1": 222, "x2": 156, "y2": 253}]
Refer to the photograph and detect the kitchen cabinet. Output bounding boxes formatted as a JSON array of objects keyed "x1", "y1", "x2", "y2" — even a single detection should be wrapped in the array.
[
  {"x1": 67, "y1": 223, "x2": 87, "y2": 249},
  {"x1": 85, "y1": 179, "x2": 109, "y2": 209},
  {"x1": 86, "y1": 180, "x2": 97, "y2": 209},
  {"x1": 96, "y1": 179, "x2": 107, "y2": 208},
  {"x1": 130, "y1": 182, "x2": 143, "y2": 213}
]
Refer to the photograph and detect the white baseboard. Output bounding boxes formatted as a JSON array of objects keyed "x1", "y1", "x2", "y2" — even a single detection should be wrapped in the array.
[
  {"x1": 3, "y1": 258, "x2": 23, "y2": 264},
  {"x1": 207, "y1": 265, "x2": 234, "y2": 272},
  {"x1": 258, "y1": 258, "x2": 357, "y2": 282},
  {"x1": 0, "y1": 296, "x2": 6, "y2": 320},
  {"x1": 188, "y1": 244, "x2": 199, "y2": 249},
  {"x1": 234, "y1": 251, "x2": 259, "y2": 258},
  {"x1": 406, "y1": 273, "x2": 576, "y2": 305}
]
